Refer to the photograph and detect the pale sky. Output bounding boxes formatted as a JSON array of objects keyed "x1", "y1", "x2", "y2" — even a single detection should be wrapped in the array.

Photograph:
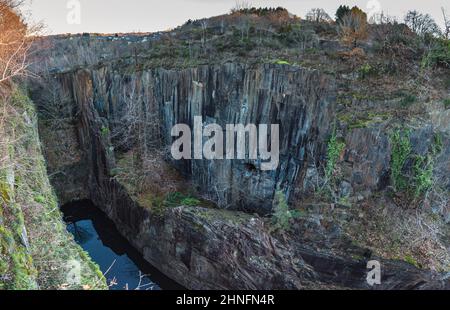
[{"x1": 22, "y1": 0, "x2": 449, "y2": 35}]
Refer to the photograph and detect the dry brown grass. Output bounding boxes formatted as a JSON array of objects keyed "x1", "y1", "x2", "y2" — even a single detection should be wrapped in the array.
[
  {"x1": 346, "y1": 194, "x2": 450, "y2": 272},
  {"x1": 114, "y1": 149, "x2": 193, "y2": 209}
]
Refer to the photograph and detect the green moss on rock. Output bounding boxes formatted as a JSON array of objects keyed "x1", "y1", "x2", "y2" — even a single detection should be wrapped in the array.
[{"x1": 0, "y1": 88, "x2": 107, "y2": 290}]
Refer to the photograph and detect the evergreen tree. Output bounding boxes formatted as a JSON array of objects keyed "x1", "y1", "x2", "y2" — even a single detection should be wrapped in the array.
[{"x1": 336, "y1": 5, "x2": 351, "y2": 23}]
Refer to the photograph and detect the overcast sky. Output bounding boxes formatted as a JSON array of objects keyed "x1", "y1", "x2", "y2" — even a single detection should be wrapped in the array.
[{"x1": 22, "y1": 0, "x2": 449, "y2": 35}]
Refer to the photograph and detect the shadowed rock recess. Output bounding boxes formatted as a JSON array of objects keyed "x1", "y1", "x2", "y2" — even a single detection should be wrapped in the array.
[{"x1": 28, "y1": 26, "x2": 450, "y2": 289}]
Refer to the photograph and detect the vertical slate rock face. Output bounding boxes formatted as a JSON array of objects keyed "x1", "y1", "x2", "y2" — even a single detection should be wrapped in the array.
[
  {"x1": 154, "y1": 63, "x2": 336, "y2": 212},
  {"x1": 43, "y1": 63, "x2": 336, "y2": 213}
]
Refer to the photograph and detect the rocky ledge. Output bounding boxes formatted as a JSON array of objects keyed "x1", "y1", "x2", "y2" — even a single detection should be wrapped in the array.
[{"x1": 91, "y1": 178, "x2": 450, "y2": 289}]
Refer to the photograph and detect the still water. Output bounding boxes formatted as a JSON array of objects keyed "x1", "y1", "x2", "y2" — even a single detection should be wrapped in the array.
[{"x1": 61, "y1": 200, "x2": 184, "y2": 290}]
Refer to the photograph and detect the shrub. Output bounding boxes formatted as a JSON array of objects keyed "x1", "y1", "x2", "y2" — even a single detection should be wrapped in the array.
[
  {"x1": 358, "y1": 63, "x2": 374, "y2": 78},
  {"x1": 148, "y1": 196, "x2": 165, "y2": 216},
  {"x1": 400, "y1": 94, "x2": 417, "y2": 107},
  {"x1": 445, "y1": 77, "x2": 450, "y2": 89},
  {"x1": 404, "y1": 255, "x2": 420, "y2": 268},
  {"x1": 389, "y1": 131, "x2": 441, "y2": 198},
  {"x1": 325, "y1": 128, "x2": 345, "y2": 181},
  {"x1": 100, "y1": 126, "x2": 110, "y2": 136},
  {"x1": 411, "y1": 134, "x2": 442, "y2": 198},
  {"x1": 413, "y1": 155, "x2": 434, "y2": 198},
  {"x1": 34, "y1": 195, "x2": 46, "y2": 204},
  {"x1": 271, "y1": 190, "x2": 293, "y2": 232},
  {"x1": 372, "y1": 23, "x2": 418, "y2": 70},
  {"x1": 421, "y1": 39, "x2": 450, "y2": 68},
  {"x1": 164, "y1": 192, "x2": 201, "y2": 208},
  {"x1": 164, "y1": 192, "x2": 186, "y2": 208},
  {"x1": 180, "y1": 197, "x2": 201, "y2": 207},
  {"x1": 389, "y1": 129, "x2": 412, "y2": 191},
  {"x1": 444, "y1": 98, "x2": 450, "y2": 109},
  {"x1": 335, "y1": 5, "x2": 351, "y2": 23}
]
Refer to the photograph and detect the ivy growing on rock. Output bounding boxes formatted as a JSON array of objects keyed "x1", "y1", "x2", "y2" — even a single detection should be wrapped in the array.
[
  {"x1": 389, "y1": 129, "x2": 412, "y2": 192},
  {"x1": 325, "y1": 128, "x2": 345, "y2": 182},
  {"x1": 389, "y1": 129, "x2": 443, "y2": 199},
  {"x1": 271, "y1": 190, "x2": 293, "y2": 232}
]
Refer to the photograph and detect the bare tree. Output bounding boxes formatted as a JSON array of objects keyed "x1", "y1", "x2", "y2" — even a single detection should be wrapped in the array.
[
  {"x1": 369, "y1": 11, "x2": 397, "y2": 25},
  {"x1": 110, "y1": 75, "x2": 160, "y2": 170},
  {"x1": 33, "y1": 71, "x2": 73, "y2": 127},
  {"x1": 235, "y1": 13, "x2": 252, "y2": 41},
  {"x1": 442, "y1": 7, "x2": 450, "y2": 39},
  {"x1": 230, "y1": 1, "x2": 252, "y2": 14},
  {"x1": 404, "y1": 10, "x2": 440, "y2": 37},
  {"x1": 306, "y1": 8, "x2": 332, "y2": 23}
]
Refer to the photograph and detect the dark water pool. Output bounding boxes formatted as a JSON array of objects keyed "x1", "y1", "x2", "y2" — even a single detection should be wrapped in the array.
[{"x1": 61, "y1": 200, "x2": 184, "y2": 290}]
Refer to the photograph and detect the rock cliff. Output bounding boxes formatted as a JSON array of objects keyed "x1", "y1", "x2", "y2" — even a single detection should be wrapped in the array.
[{"x1": 28, "y1": 18, "x2": 450, "y2": 289}]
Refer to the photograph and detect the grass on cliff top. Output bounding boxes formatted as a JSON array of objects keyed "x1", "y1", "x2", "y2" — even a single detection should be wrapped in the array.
[{"x1": 0, "y1": 87, "x2": 107, "y2": 290}]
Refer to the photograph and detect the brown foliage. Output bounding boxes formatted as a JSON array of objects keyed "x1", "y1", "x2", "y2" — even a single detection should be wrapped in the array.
[
  {"x1": 266, "y1": 8, "x2": 291, "y2": 29},
  {"x1": 0, "y1": 0, "x2": 37, "y2": 91},
  {"x1": 338, "y1": 7, "x2": 368, "y2": 48},
  {"x1": 306, "y1": 8, "x2": 332, "y2": 23},
  {"x1": 338, "y1": 47, "x2": 366, "y2": 68},
  {"x1": 371, "y1": 22, "x2": 418, "y2": 70}
]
